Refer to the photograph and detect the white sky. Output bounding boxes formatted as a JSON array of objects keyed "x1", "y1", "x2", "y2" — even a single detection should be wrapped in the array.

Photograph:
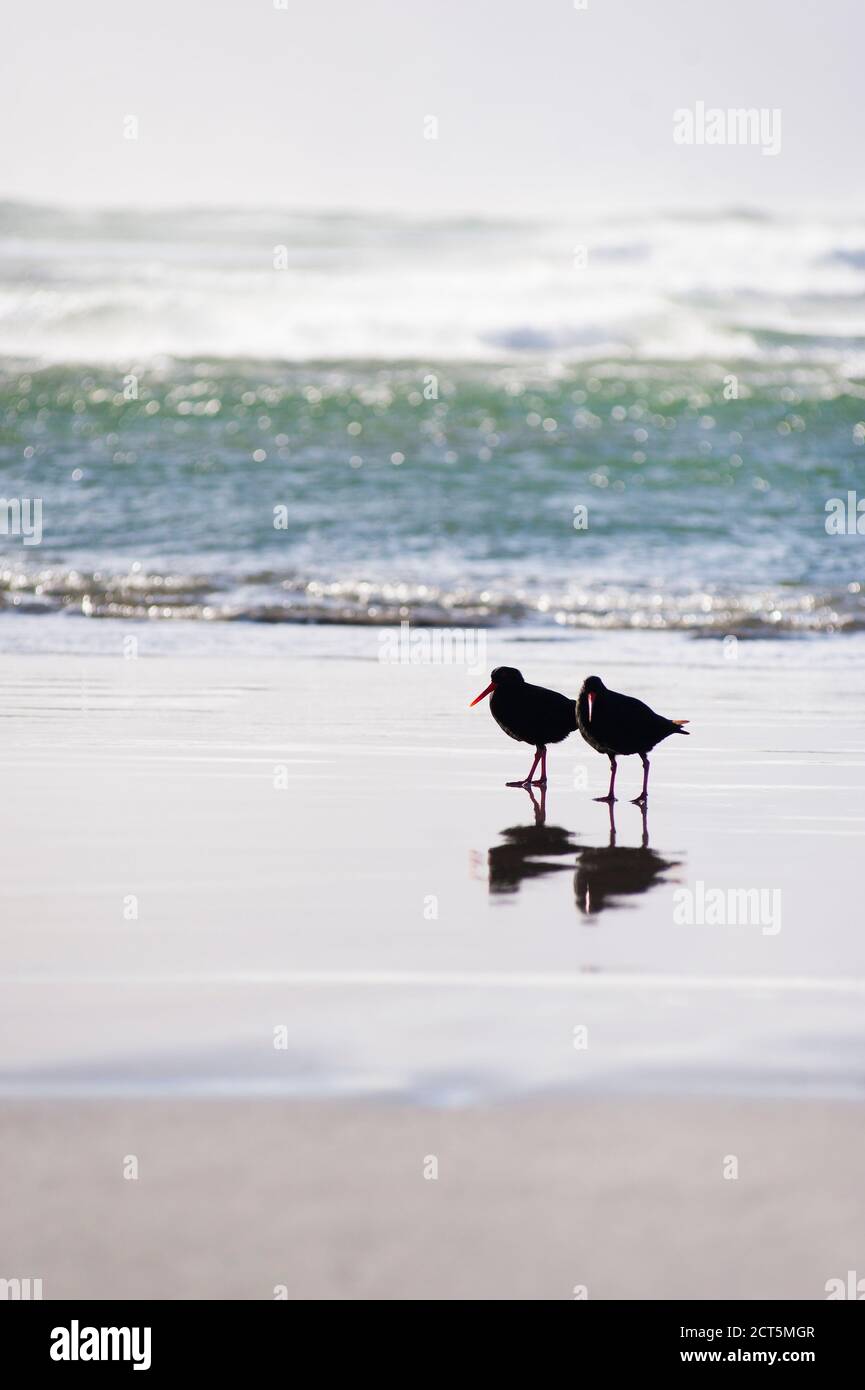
[{"x1": 4, "y1": 0, "x2": 863, "y2": 214}]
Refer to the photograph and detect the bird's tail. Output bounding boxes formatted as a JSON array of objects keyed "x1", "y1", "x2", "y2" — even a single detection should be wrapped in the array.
[{"x1": 672, "y1": 719, "x2": 690, "y2": 735}]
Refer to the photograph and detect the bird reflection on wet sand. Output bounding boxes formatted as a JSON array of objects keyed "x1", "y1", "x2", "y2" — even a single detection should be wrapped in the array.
[
  {"x1": 487, "y1": 787, "x2": 683, "y2": 916},
  {"x1": 574, "y1": 801, "x2": 682, "y2": 917},
  {"x1": 487, "y1": 785, "x2": 579, "y2": 895}
]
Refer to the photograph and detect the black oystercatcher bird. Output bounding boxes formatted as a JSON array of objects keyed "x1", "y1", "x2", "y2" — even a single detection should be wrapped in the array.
[
  {"x1": 470, "y1": 667, "x2": 576, "y2": 787},
  {"x1": 577, "y1": 674, "x2": 689, "y2": 804}
]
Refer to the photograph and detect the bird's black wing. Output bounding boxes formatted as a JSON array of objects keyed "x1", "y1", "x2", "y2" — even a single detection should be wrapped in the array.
[
  {"x1": 604, "y1": 688, "x2": 679, "y2": 753},
  {"x1": 523, "y1": 683, "x2": 578, "y2": 743}
]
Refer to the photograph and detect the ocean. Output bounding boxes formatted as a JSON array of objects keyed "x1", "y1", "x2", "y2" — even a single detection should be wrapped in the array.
[{"x1": 1, "y1": 200, "x2": 864, "y2": 640}]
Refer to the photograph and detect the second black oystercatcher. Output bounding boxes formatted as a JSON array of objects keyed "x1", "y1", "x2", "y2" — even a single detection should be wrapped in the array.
[
  {"x1": 577, "y1": 674, "x2": 689, "y2": 804},
  {"x1": 470, "y1": 667, "x2": 577, "y2": 787}
]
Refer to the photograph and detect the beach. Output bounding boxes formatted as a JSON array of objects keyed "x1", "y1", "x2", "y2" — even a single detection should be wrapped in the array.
[
  {"x1": 1, "y1": 624, "x2": 863, "y2": 1297},
  {"x1": 2, "y1": 1096, "x2": 862, "y2": 1300},
  {"x1": 3, "y1": 2, "x2": 865, "y2": 1310}
]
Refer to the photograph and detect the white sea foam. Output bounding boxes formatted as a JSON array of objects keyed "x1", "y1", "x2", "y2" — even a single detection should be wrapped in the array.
[{"x1": 3, "y1": 203, "x2": 865, "y2": 366}]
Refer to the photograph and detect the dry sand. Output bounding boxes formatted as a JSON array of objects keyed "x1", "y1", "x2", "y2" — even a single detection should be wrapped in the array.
[{"x1": 1, "y1": 1096, "x2": 861, "y2": 1300}]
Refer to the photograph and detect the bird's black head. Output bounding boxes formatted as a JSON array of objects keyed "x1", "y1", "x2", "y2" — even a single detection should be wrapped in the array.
[
  {"x1": 490, "y1": 666, "x2": 524, "y2": 686},
  {"x1": 469, "y1": 666, "x2": 523, "y2": 707},
  {"x1": 580, "y1": 674, "x2": 606, "y2": 723}
]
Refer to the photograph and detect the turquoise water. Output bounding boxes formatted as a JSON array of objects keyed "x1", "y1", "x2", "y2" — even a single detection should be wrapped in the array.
[{"x1": 1, "y1": 203, "x2": 864, "y2": 635}]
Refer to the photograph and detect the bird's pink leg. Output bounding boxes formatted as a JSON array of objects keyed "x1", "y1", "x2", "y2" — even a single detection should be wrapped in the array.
[
  {"x1": 594, "y1": 755, "x2": 617, "y2": 803},
  {"x1": 507, "y1": 747, "x2": 541, "y2": 788},
  {"x1": 631, "y1": 754, "x2": 650, "y2": 805},
  {"x1": 532, "y1": 746, "x2": 547, "y2": 787}
]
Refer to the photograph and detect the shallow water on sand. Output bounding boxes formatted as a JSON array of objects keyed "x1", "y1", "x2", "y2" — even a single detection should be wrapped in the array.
[{"x1": 0, "y1": 622, "x2": 864, "y2": 1104}]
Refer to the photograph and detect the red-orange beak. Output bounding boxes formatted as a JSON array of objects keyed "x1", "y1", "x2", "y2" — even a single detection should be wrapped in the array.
[
  {"x1": 587, "y1": 692, "x2": 595, "y2": 722},
  {"x1": 470, "y1": 681, "x2": 496, "y2": 707}
]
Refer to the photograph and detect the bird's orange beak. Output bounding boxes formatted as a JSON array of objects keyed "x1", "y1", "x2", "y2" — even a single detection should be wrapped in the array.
[
  {"x1": 587, "y1": 692, "x2": 594, "y2": 722},
  {"x1": 470, "y1": 681, "x2": 496, "y2": 707}
]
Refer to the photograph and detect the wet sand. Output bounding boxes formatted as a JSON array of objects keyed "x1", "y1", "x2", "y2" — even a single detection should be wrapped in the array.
[{"x1": 0, "y1": 627, "x2": 863, "y2": 1297}]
